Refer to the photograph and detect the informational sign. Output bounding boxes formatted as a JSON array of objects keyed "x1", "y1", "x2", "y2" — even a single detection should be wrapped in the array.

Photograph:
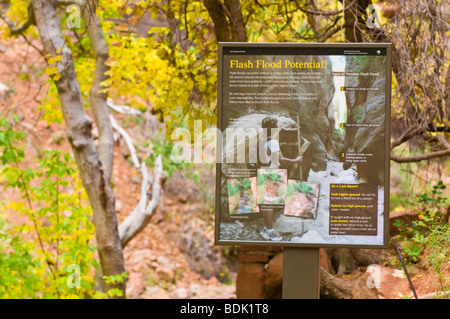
[{"x1": 215, "y1": 43, "x2": 391, "y2": 248}]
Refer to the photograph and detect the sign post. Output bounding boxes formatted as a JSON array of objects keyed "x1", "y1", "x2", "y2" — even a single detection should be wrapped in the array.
[
  {"x1": 214, "y1": 43, "x2": 392, "y2": 298},
  {"x1": 282, "y1": 247, "x2": 320, "y2": 299}
]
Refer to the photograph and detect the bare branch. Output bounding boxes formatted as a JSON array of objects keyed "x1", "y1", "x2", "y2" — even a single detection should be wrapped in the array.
[
  {"x1": 390, "y1": 125, "x2": 426, "y2": 150},
  {"x1": 0, "y1": 3, "x2": 34, "y2": 35},
  {"x1": 106, "y1": 98, "x2": 144, "y2": 116},
  {"x1": 292, "y1": 0, "x2": 354, "y2": 16},
  {"x1": 426, "y1": 125, "x2": 450, "y2": 132},
  {"x1": 18, "y1": 33, "x2": 45, "y2": 56},
  {"x1": 109, "y1": 114, "x2": 141, "y2": 170},
  {"x1": 56, "y1": 0, "x2": 86, "y2": 6},
  {"x1": 435, "y1": 134, "x2": 450, "y2": 150},
  {"x1": 118, "y1": 155, "x2": 166, "y2": 248},
  {"x1": 390, "y1": 126, "x2": 450, "y2": 163},
  {"x1": 390, "y1": 148, "x2": 450, "y2": 163},
  {"x1": 318, "y1": 21, "x2": 353, "y2": 42}
]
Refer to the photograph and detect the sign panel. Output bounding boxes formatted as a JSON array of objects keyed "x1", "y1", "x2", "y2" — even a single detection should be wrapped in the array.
[{"x1": 215, "y1": 43, "x2": 391, "y2": 248}]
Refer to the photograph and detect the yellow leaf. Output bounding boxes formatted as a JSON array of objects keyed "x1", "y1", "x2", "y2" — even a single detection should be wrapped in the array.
[
  {"x1": 126, "y1": 6, "x2": 133, "y2": 15},
  {"x1": 48, "y1": 55, "x2": 62, "y2": 65},
  {"x1": 8, "y1": 201, "x2": 25, "y2": 211},
  {"x1": 52, "y1": 73, "x2": 61, "y2": 81},
  {"x1": 411, "y1": 274, "x2": 423, "y2": 281},
  {"x1": 45, "y1": 66, "x2": 58, "y2": 76},
  {"x1": 99, "y1": 79, "x2": 112, "y2": 87}
]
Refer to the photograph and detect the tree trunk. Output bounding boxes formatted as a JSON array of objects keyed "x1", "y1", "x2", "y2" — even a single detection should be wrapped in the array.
[
  {"x1": 204, "y1": 0, "x2": 231, "y2": 42},
  {"x1": 341, "y1": 0, "x2": 371, "y2": 42},
  {"x1": 31, "y1": 0, "x2": 126, "y2": 297},
  {"x1": 224, "y1": 0, "x2": 246, "y2": 42},
  {"x1": 81, "y1": 1, "x2": 115, "y2": 183},
  {"x1": 326, "y1": 248, "x2": 381, "y2": 275},
  {"x1": 320, "y1": 267, "x2": 379, "y2": 299},
  {"x1": 203, "y1": 0, "x2": 246, "y2": 42},
  {"x1": 336, "y1": 248, "x2": 356, "y2": 275}
]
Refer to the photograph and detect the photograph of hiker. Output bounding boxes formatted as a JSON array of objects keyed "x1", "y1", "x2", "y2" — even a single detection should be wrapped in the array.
[{"x1": 259, "y1": 116, "x2": 304, "y2": 171}]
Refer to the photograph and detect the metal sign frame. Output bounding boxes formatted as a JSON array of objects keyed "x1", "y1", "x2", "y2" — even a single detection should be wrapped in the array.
[{"x1": 215, "y1": 42, "x2": 391, "y2": 249}]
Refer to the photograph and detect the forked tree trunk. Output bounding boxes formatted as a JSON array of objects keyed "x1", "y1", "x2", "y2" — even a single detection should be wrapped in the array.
[
  {"x1": 31, "y1": 0, "x2": 126, "y2": 297},
  {"x1": 81, "y1": 1, "x2": 115, "y2": 183},
  {"x1": 341, "y1": 0, "x2": 371, "y2": 42},
  {"x1": 204, "y1": 0, "x2": 246, "y2": 42}
]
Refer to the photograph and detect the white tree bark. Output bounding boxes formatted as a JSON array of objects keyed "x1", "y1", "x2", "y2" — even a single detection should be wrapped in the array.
[
  {"x1": 11, "y1": 0, "x2": 167, "y2": 298},
  {"x1": 81, "y1": 1, "x2": 115, "y2": 183},
  {"x1": 107, "y1": 98, "x2": 144, "y2": 116},
  {"x1": 110, "y1": 114, "x2": 141, "y2": 170},
  {"x1": 119, "y1": 155, "x2": 166, "y2": 248},
  {"x1": 31, "y1": 0, "x2": 126, "y2": 296},
  {"x1": 109, "y1": 105, "x2": 167, "y2": 247}
]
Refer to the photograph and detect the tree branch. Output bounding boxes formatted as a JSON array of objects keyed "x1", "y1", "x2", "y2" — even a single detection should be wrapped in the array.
[
  {"x1": 81, "y1": 1, "x2": 115, "y2": 184},
  {"x1": 427, "y1": 125, "x2": 450, "y2": 133},
  {"x1": 56, "y1": 0, "x2": 86, "y2": 6},
  {"x1": 293, "y1": 0, "x2": 354, "y2": 16},
  {"x1": 109, "y1": 114, "x2": 141, "y2": 170},
  {"x1": 106, "y1": 98, "x2": 144, "y2": 116},
  {"x1": 31, "y1": 0, "x2": 125, "y2": 296},
  {"x1": 318, "y1": 21, "x2": 353, "y2": 42},
  {"x1": 390, "y1": 125, "x2": 425, "y2": 150},
  {"x1": 19, "y1": 33, "x2": 45, "y2": 57},
  {"x1": 390, "y1": 148, "x2": 450, "y2": 163},
  {"x1": 118, "y1": 155, "x2": 166, "y2": 248},
  {"x1": 217, "y1": 0, "x2": 232, "y2": 21},
  {"x1": 391, "y1": 128, "x2": 450, "y2": 163},
  {"x1": 0, "y1": 3, "x2": 35, "y2": 35},
  {"x1": 223, "y1": 0, "x2": 246, "y2": 41}
]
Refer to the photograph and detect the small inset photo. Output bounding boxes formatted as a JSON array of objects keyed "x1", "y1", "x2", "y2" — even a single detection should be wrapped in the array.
[
  {"x1": 227, "y1": 177, "x2": 258, "y2": 215},
  {"x1": 284, "y1": 180, "x2": 320, "y2": 219},
  {"x1": 257, "y1": 168, "x2": 287, "y2": 205}
]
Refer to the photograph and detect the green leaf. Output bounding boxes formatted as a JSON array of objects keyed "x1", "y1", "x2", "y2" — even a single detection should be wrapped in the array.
[{"x1": 107, "y1": 288, "x2": 124, "y2": 297}]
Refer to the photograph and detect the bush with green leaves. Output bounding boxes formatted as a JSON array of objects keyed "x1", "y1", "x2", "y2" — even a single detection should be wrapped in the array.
[
  {"x1": 227, "y1": 178, "x2": 251, "y2": 197},
  {"x1": 257, "y1": 170, "x2": 282, "y2": 185},
  {"x1": 394, "y1": 181, "x2": 449, "y2": 298},
  {"x1": 0, "y1": 116, "x2": 102, "y2": 298}
]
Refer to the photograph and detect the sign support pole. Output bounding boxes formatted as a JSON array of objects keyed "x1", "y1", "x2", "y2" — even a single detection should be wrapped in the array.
[{"x1": 282, "y1": 247, "x2": 320, "y2": 299}]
